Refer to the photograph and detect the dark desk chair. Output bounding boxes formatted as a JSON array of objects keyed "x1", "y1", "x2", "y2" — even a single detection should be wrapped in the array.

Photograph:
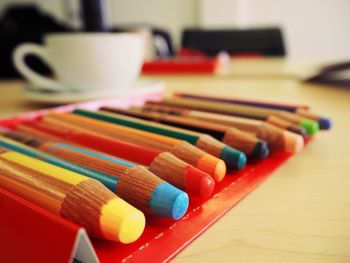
[
  {"x1": 181, "y1": 27, "x2": 286, "y2": 57},
  {"x1": 0, "y1": 5, "x2": 71, "y2": 79}
]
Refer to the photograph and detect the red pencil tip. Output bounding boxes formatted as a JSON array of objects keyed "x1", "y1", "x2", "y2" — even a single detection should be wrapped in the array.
[{"x1": 185, "y1": 166, "x2": 215, "y2": 199}]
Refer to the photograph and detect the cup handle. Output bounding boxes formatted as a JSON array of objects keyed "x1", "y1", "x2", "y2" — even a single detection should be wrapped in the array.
[{"x1": 13, "y1": 43, "x2": 64, "y2": 91}]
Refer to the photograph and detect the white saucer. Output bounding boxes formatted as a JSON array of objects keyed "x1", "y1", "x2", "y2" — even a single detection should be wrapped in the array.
[{"x1": 23, "y1": 79, "x2": 165, "y2": 104}]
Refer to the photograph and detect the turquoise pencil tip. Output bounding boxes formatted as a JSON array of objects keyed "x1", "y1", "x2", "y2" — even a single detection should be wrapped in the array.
[
  {"x1": 149, "y1": 182, "x2": 189, "y2": 220},
  {"x1": 220, "y1": 146, "x2": 246, "y2": 171}
]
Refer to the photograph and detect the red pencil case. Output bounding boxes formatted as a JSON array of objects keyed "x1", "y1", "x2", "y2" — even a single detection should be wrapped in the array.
[
  {"x1": 142, "y1": 57, "x2": 219, "y2": 74},
  {"x1": 0, "y1": 89, "x2": 297, "y2": 262}
]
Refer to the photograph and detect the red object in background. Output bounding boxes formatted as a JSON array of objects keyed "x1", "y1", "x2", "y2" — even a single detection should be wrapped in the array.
[
  {"x1": 142, "y1": 57, "x2": 219, "y2": 74},
  {"x1": 142, "y1": 48, "x2": 223, "y2": 74},
  {"x1": 142, "y1": 48, "x2": 263, "y2": 75},
  {"x1": 0, "y1": 93, "x2": 297, "y2": 262}
]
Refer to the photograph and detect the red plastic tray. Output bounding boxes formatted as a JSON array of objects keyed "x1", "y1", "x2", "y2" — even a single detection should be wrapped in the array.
[{"x1": 0, "y1": 91, "x2": 295, "y2": 262}]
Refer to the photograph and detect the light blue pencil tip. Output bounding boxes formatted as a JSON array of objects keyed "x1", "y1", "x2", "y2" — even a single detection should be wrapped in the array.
[{"x1": 149, "y1": 182, "x2": 189, "y2": 220}]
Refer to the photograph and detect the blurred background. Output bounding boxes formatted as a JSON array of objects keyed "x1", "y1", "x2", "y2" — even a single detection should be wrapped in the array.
[{"x1": 1, "y1": 0, "x2": 350, "y2": 78}]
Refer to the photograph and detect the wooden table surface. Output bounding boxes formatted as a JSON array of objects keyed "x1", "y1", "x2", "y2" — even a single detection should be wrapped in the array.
[{"x1": 1, "y1": 61, "x2": 349, "y2": 262}]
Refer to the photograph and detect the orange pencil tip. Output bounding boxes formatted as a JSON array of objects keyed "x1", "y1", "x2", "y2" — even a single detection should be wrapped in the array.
[{"x1": 196, "y1": 154, "x2": 226, "y2": 182}]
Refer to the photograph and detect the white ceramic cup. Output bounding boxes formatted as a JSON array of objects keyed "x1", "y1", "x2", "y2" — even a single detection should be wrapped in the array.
[{"x1": 13, "y1": 33, "x2": 145, "y2": 92}]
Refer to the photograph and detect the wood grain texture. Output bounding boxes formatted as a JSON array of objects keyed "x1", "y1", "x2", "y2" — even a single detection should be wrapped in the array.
[
  {"x1": 196, "y1": 134, "x2": 224, "y2": 158},
  {"x1": 0, "y1": 155, "x2": 114, "y2": 238},
  {"x1": 171, "y1": 141, "x2": 208, "y2": 166},
  {"x1": 1, "y1": 59, "x2": 350, "y2": 262},
  {"x1": 38, "y1": 141, "x2": 161, "y2": 214},
  {"x1": 149, "y1": 152, "x2": 187, "y2": 189},
  {"x1": 222, "y1": 128, "x2": 257, "y2": 155}
]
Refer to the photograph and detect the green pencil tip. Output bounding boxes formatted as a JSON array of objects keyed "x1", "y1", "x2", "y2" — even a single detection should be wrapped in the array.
[
  {"x1": 301, "y1": 119, "x2": 319, "y2": 135},
  {"x1": 221, "y1": 146, "x2": 247, "y2": 171}
]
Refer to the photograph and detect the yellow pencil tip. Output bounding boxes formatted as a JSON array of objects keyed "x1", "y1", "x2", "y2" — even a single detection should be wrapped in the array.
[
  {"x1": 196, "y1": 154, "x2": 226, "y2": 182},
  {"x1": 100, "y1": 198, "x2": 146, "y2": 243}
]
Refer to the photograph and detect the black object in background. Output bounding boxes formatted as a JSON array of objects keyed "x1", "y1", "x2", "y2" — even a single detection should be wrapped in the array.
[
  {"x1": 306, "y1": 61, "x2": 350, "y2": 88},
  {"x1": 80, "y1": 0, "x2": 106, "y2": 32},
  {"x1": 0, "y1": 5, "x2": 72, "y2": 79},
  {"x1": 181, "y1": 28, "x2": 286, "y2": 57}
]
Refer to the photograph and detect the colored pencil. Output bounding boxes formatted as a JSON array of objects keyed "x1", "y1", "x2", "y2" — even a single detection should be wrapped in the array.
[
  {"x1": 44, "y1": 113, "x2": 227, "y2": 182},
  {"x1": 18, "y1": 121, "x2": 216, "y2": 195},
  {"x1": 2, "y1": 129, "x2": 213, "y2": 199},
  {"x1": 98, "y1": 107, "x2": 268, "y2": 160},
  {"x1": 0, "y1": 135, "x2": 192, "y2": 217},
  {"x1": 16, "y1": 122, "x2": 214, "y2": 198},
  {"x1": 292, "y1": 108, "x2": 332, "y2": 130},
  {"x1": 150, "y1": 101, "x2": 308, "y2": 138},
  {"x1": 72, "y1": 109, "x2": 247, "y2": 170},
  {"x1": 0, "y1": 148, "x2": 145, "y2": 243},
  {"x1": 95, "y1": 107, "x2": 269, "y2": 159},
  {"x1": 135, "y1": 104, "x2": 304, "y2": 153},
  {"x1": 175, "y1": 92, "x2": 310, "y2": 111},
  {"x1": 16, "y1": 123, "x2": 65, "y2": 141},
  {"x1": 13, "y1": 124, "x2": 216, "y2": 198},
  {"x1": 91, "y1": 107, "x2": 247, "y2": 170},
  {"x1": 0, "y1": 135, "x2": 119, "y2": 191},
  {"x1": 92, "y1": 107, "x2": 247, "y2": 170},
  {"x1": 162, "y1": 98, "x2": 319, "y2": 135},
  {"x1": 175, "y1": 93, "x2": 332, "y2": 130},
  {"x1": 143, "y1": 101, "x2": 308, "y2": 138},
  {"x1": 260, "y1": 114, "x2": 307, "y2": 137}
]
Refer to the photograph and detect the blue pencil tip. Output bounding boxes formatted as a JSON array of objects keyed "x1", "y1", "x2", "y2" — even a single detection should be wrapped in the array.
[
  {"x1": 319, "y1": 117, "x2": 332, "y2": 130},
  {"x1": 149, "y1": 182, "x2": 189, "y2": 220},
  {"x1": 251, "y1": 141, "x2": 269, "y2": 159}
]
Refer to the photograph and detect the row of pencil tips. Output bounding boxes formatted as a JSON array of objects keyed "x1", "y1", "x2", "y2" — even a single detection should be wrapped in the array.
[{"x1": 0, "y1": 92, "x2": 330, "y2": 244}]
